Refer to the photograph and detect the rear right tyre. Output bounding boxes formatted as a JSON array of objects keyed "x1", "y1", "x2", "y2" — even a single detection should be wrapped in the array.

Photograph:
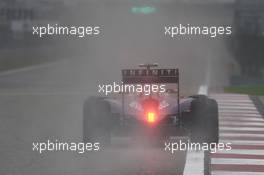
[{"x1": 189, "y1": 95, "x2": 219, "y2": 145}]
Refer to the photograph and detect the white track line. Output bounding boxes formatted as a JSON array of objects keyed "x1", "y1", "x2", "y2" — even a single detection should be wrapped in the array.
[
  {"x1": 220, "y1": 113, "x2": 262, "y2": 117},
  {"x1": 220, "y1": 117, "x2": 263, "y2": 122},
  {"x1": 211, "y1": 158, "x2": 264, "y2": 165},
  {"x1": 220, "y1": 127, "x2": 264, "y2": 131},
  {"x1": 220, "y1": 122, "x2": 264, "y2": 126},
  {"x1": 220, "y1": 140, "x2": 264, "y2": 145},
  {"x1": 219, "y1": 110, "x2": 260, "y2": 117},
  {"x1": 215, "y1": 149, "x2": 264, "y2": 155},
  {"x1": 216, "y1": 100, "x2": 253, "y2": 103},
  {"x1": 183, "y1": 85, "x2": 208, "y2": 175},
  {"x1": 215, "y1": 98, "x2": 251, "y2": 101},
  {"x1": 183, "y1": 151, "x2": 204, "y2": 175},
  {"x1": 219, "y1": 106, "x2": 257, "y2": 110},
  {"x1": 219, "y1": 110, "x2": 259, "y2": 113},
  {"x1": 198, "y1": 85, "x2": 208, "y2": 95},
  {"x1": 212, "y1": 96, "x2": 250, "y2": 98},
  {"x1": 219, "y1": 133, "x2": 264, "y2": 138},
  {"x1": 212, "y1": 95, "x2": 250, "y2": 98},
  {"x1": 220, "y1": 133, "x2": 264, "y2": 138},
  {"x1": 212, "y1": 171, "x2": 264, "y2": 175},
  {"x1": 218, "y1": 103, "x2": 256, "y2": 107}
]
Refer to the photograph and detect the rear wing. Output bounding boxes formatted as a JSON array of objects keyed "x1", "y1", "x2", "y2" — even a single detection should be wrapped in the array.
[
  {"x1": 121, "y1": 67, "x2": 181, "y2": 126},
  {"x1": 122, "y1": 69, "x2": 179, "y2": 84}
]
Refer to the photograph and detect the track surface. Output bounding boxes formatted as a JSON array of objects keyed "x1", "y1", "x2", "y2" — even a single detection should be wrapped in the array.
[
  {"x1": 210, "y1": 94, "x2": 264, "y2": 175},
  {"x1": 0, "y1": 62, "x2": 187, "y2": 175},
  {"x1": 0, "y1": 61, "x2": 263, "y2": 174}
]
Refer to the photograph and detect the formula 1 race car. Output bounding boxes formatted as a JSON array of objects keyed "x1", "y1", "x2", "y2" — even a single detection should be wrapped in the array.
[{"x1": 83, "y1": 64, "x2": 219, "y2": 147}]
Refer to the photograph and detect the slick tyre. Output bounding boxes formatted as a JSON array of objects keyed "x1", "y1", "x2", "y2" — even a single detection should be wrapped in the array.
[
  {"x1": 206, "y1": 98, "x2": 219, "y2": 145},
  {"x1": 189, "y1": 95, "x2": 219, "y2": 145},
  {"x1": 83, "y1": 97, "x2": 112, "y2": 147}
]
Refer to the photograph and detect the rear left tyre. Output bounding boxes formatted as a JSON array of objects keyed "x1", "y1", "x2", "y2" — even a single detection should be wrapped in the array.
[{"x1": 83, "y1": 97, "x2": 112, "y2": 147}]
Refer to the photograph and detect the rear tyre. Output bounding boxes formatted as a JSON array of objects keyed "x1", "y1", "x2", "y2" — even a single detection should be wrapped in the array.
[
  {"x1": 207, "y1": 99, "x2": 219, "y2": 145},
  {"x1": 83, "y1": 97, "x2": 112, "y2": 147},
  {"x1": 189, "y1": 95, "x2": 219, "y2": 145}
]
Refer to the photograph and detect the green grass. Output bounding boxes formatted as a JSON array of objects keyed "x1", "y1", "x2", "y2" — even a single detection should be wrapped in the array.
[{"x1": 224, "y1": 84, "x2": 264, "y2": 96}]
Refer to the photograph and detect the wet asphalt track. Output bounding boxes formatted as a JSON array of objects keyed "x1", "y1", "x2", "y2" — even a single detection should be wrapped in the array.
[
  {"x1": 0, "y1": 4, "x2": 240, "y2": 173},
  {"x1": 0, "y1": 61, "x2": 187, "y2": 175}
]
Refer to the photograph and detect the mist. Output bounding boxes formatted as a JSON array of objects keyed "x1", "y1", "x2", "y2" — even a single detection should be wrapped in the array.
[
  {"x1": 48, "y1": 2, "x2": 235, "y2": 96},
  {"x1": 0, "y1": 1, "x2": 236, "y2": 175}
]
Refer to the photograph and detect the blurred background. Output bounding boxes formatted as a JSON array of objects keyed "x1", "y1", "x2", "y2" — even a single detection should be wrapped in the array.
[
  {"x1": 0, "y1": 0, "x2": 263, "y2": 94},
  {"x1": 0, "y1": 0, "x2": 264, "y2": 174}
]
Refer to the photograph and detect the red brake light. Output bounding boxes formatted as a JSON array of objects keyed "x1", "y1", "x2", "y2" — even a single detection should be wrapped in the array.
[
  {"x1": 142, "y1": 97, "x2": 159, "y2": 124},
  {"x1": 147, "y1": 112, "x2": 156, "y2": 123}
]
